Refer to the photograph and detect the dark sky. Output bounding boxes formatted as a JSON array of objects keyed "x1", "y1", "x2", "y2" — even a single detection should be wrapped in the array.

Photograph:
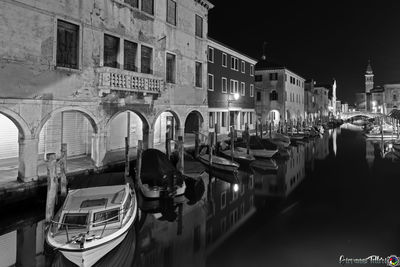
[{"x1": 207, "y1": 0, "x2": 400, "y2": 105}]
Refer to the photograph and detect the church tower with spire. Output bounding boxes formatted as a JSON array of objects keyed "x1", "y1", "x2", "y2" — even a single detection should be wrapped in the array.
[{"x1": 365, "y1": 60, "x2": 374, "y2": 93}]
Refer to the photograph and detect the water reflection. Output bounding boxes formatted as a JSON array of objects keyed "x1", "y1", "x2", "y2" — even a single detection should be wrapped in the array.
[{"x1": 0, "y1": 130, "x2": 338, "y2": 267}]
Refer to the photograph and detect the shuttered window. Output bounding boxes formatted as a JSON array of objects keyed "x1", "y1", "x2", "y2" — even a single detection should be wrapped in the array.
[
  {"x1": 104, "y1": 34, "x2": 119, "y2": 68},
  {"x1": 166, "y1": 53, "x2": 176, "y2": 83},
  {"x1": 195, "y1": 62, "x2": 202, "y2": 87},
  {"x1": 57, "y1": 20, "x2": 79, "y2": 69},
  {"x1": 141, "y1": 0, "x2": 154, "y2": 15},
  {"x1": 141, "y1": 45, "x2": 153, "y2": 74},
  {"x1": 195, "y1": 15, "x2": 203, "y2": 38},
  {"x1": 124, "y1": 0, "x2": 138, "y2": 8},
  {"x1": 124, "y1": 40, "x2": 138, "y2": 72},
  {"x1": 167, "y1": 0, "x2": 176, "y2": 25}
]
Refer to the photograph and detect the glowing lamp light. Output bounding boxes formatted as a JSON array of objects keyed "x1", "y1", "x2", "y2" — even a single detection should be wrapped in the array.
[
  {"x1": 389, "y1": 143, "x2": 393, "y2": 149},
  {"x1": 233, "y1": 183, "x2": 239, "y2": 192},
  {"x1": 233, "y1": 93, "x2": 240, "y2": 100}
]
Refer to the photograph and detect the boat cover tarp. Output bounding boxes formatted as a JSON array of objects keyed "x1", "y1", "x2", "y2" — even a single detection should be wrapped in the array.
[
  {"x1": 141, "y1": 149, "x2": 184, "y2": 187},
  {"x1": 237, "y1": 136, "x2": 278, "y2": 150}
]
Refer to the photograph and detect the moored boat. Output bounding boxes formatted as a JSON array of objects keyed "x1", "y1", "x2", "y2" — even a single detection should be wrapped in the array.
[
  {"x1": 270, "y1": 132, "x2": 291, "y2": 147},
  {"x1": 46, "y1": 183, "x2": 137, "y2": 267},
  {"x1": 220, "y1": 147, "x2": 256, "y2": 166},
  {"x1": 198, "y1": 153, "x2": 239, "y2": 172},
  {"x1": 249, "y1": 159, "x2": 278, "y2": 173},
  {"x1": 139, "y1": 149, "x2": 186, "y2": 199},
  {"x1": 236, "y1": 136, "x2": 278, "y2": 158}
]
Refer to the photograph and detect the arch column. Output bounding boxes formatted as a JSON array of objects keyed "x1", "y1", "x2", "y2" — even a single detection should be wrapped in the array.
[
  {"x1": 144, "y1": 127, "x2": 153, "y2": 150},
  {"x1": 18, "y1": 137, "x2": 38, "y2": 182},
  {"x1": 91, "y1": 131, "x2": 107, "y2": 168}
]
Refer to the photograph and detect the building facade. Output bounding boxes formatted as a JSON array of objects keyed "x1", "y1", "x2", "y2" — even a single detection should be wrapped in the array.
[
  {"x1": 254, "y1": 59, "x2": 305, "y2": 126},
  {"x1": 0, "y1": 0, "x2": 213, "y2": 183},
  {"x1": 313, "y1": 84, "x2": 330, "y2": 121},
  {"x1": 383, "y1": 82, "x2": 400, "y2": 114},
  {"x1": 207, "y1": 39, "x2": 257, "y2": 136}
]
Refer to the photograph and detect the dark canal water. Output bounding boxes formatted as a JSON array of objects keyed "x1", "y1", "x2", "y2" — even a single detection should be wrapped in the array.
[{"x1": 1, "y1": 125, "x2": 399, "y2": 267}]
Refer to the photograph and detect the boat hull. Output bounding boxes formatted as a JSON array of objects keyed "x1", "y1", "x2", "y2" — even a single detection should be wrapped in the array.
[
  {"x1": 249, "y1": 149, "x2": 278, "y2": 158},
  {"x1": 198, "y1": 154, "x2": 239, "y2": 172},
  {"x1": 138, "y1": 180, "x2": 186, "y2": 199}
]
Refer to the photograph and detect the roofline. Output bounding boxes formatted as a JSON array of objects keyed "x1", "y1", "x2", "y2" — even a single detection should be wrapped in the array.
[
  {"x1": 208, "y1": 37, "x2": 258, "y2": 64},
  {"x1": 255, "y1": 66, "x2": 306, "y2": 80},
  {"x1": 194, "y1": 0, "x2": 214, "y2": 10}
]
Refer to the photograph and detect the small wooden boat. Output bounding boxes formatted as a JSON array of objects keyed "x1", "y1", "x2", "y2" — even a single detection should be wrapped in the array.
[
  {"x1": 249, "y1": 159, "x2": 278, "y2": 173},
  {"x1": 236, "y1": 136, "x2": 278, "y2": 159},
  {"x1": 220, "y1": 147, "x2": 256, "y2": 166},
  {"x1": 46, "y1": 183, "x2": 137, "y2": 267},
  {"x1": 139, "y1": 149, "x2": 186, "y2": 199},
  {"x1": 198, "y1": 153, "x2": 239, "y2": 172},
  {"x1": 270, "y1": 132, "x2": 291, "y2": 147}
]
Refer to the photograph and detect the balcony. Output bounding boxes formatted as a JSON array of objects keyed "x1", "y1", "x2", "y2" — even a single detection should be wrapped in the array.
[{"x1": 97, "y1": 67, "x2": 164, "y2": 96}]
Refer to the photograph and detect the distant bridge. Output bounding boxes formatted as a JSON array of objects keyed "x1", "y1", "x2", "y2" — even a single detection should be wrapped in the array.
[{"x1": 341, "y1": 111, "x2": 384, "y2": 120}]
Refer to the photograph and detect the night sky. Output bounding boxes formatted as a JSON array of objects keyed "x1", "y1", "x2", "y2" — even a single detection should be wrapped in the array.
[{"x1": 207, "y1": 0, "x2": 400, "y2": 105}]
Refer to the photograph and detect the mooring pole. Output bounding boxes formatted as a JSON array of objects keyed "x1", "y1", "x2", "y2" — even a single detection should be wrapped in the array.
[
  {"x1": 194, "y1": 131, "x2": 199, "y2": 158},
  {"x1": 59, "y1": 144, "x2": 67, "y2": 197},
  {"x1": 177, "y1": 136, "x2": 184, "y2": 174},
  {"x1": 45, "y1": 153, "x2": 57, "y2": 223},
  {"x1": 125, "y1": 137, "x2": 130, "y2": 180},
  {"x1": 135, "y1": 140, "x2": 143, "y2": 186}
]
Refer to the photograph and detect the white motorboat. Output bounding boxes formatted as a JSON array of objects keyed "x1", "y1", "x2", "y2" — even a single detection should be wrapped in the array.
[{"x1": 46, "y1": 183, "x2": 137, "y2": 267}]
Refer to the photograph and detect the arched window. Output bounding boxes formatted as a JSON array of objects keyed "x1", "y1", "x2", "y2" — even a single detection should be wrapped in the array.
[{"x1": 270, "y1": 90, "x2": 278, "y2": 101}]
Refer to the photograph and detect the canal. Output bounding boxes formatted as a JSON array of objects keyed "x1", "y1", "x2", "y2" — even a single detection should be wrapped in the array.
[{"x1": 1, "y1": 126, "x2": 399, "y2": 267}]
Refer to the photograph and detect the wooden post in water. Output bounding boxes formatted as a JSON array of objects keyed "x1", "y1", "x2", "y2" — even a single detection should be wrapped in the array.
[
  {"x1": 245, "y1": 123, "x2": 250, "y2": 155},
  {"x1": 214, "y1": 123, "x2": 219, "y2": 155},
  {"x1": 230, "y1": 125, "x2": 235, "y2": 161},
  {"x1": 278, "y1": 121, "x2": 281, "y2": 134},
  {"x1": 269, "y1": 122, "x2": 272, "y2": 138},
  {"x1": 124, "y1": 137, "x2": 130, "y2": 180},
  {"x1": 208, "y1": 132, "x2": 214, "y2": 165},
  {"x1": 194, "y1": 131, "x2": 199, "y2": 158},
  {"x1": 165, "y1": 132, "x2": 171, "y2": 160},
  {"x1": 59, "y1": 144, "x2": 67, "y2": 197},
  {"x1": 177, "y1": 136, "x2": 184, "y2": 174},
  {"x1": 135, "y1": 140, "x2": 143, "y2": 186},
  {"x1": 285, "y1": 120, "x2": 288, "y2": 134},
  {"x1": 255, "y1": 120, "x2": 258, "y2": 137},
  {"x1": 260, "y1": 122, "x2": 263, "y2": 139},
  {"x1": 45, "y1": 153, "x2": 57, "y2": 223}
]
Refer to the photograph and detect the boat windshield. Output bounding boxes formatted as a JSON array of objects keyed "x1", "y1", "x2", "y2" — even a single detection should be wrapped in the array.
[
  {"x1": 93, "y1": 208, "x2": 120, "y2": 227},
  {"x1": 61, "y1": 213, "x2": 89, "y2": 229}
]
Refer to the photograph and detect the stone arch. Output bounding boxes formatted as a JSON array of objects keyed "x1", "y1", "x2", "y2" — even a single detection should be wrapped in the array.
[
  {"x1": 106, "y1": 108, "x2": 150, "y2": 132},
  {"x1": 0, "y1": 106, "x2": 31, "y2": 139},
  {"x1": 151, "y1": 109, "x2": 182, "y2": 131},
  {"x1": 34, "y1": 106, "x2": 99, "y2": 139},
  {"x1": 184, "y1": 109, "x2": 204, "y2": 133},
  {"x1": 152, "y1": 109, "x2": 182, "y2": 145}
]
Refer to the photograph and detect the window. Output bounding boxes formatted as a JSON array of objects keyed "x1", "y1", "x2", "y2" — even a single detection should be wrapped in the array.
[
  {"x1": 124, "y1": 0, "x2": 138, "y2": 8},
  {"x1": 255, "y1": 75, "x2": 262, "y2": 82},
  {"x1": 270, "y1": 90, "x2": 278, "y2": 101},
  {"x1": 241, "y1": 61, "x2": 245, "y2": 73},
  {"x1": 104, "y1": 34, "x2": 119, "y2": 68},
  {"x1": 250, "y1": 113, "x2": 253, "y2": 124},
  {"x1": 57, "y1": 20, "x2": 79, "y2": 69},
  {"x1": 222, "y1": 77, "x2": 227, "y2": 93},
  {"x1": 208, "y1": 74, "x2": 214, "y2": 91},
  {"x1": 231, "y1": 57, "x2": 239, "y2": 71},
  {"x1": 195, "y1": 62, "x2": 202, "y2": 87},
  {"x1": 209, "y1": 112, "x2": 214, "y2": 128},
  {"x1": 141, "y1": 45, "x2": 153, "y2": 74},
  {"x1": 222, "y1": 53, "x2": 227, "y2": 67},
  {"x1": 221, "y1": 112, "x2": 226, "y2": 127},
  {"x1": 250, "y1": 84, "x2": 254, "y2": 97},
  {"x1": 250, "y1": 64, "x2": 254, "y2": 76},
  {"x1": 166, "y1": 0, "x2": 176, "y2": 25},
  {"x1": 166, "y1": 52, "x2": 176, "y2": 83},
  {"x1": 124, "y1": 40, "x2": 138, "y2": 71},
  {"x1": 61, "y1": 213, "x2": 88, "y2": 229},
  {"x1": 141, "y1": 0, "x2": 154, "y2": 15},
  {"x1": 221, "y1": 191, "x2": 226, "y2": 209},
  {"x1": 93, "y1": 209, "x2": 119, "y2": 227},
  {"x1": 393, "y1": 94, "x2": 397, "y2": 101},
  {"x1": 208, "y1": 47, "x2": 214, "y2": 62},
  {"x1": 195, "y1": 15, "x2": 203, "y2": 38},
  {"x1": 240, "y1": 82, "x2": 245, "y2": 96},
  {"x1": 269, "y1": 73, "x2": 278, "y2": 81},
  {"x1": 230, "y1": 80, "x2": 238, "y2": 94},
  {"x1": 256, "y1": 91, "x2": 261, "y2": 101}
]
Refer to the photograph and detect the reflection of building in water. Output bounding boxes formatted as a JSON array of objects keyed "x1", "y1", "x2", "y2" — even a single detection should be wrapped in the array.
[
  {"x1": 136, "y1": 200, "x2": 207, "y2": 267},
  {"x1": 314, "y1": 133, "x2": 329, "y2": 160},
  {"x1": 205, "y1": 172, "x2": 256, "y2": 255},
  {"x1": 331, "y1": 129, "x2": 337, "y2": 156},
  {"x1": 254, "y1": 145, "x2": 305, "y2": 198},
  {"x1": 0, "y1": 219, "x2": 45, "y2": 267},
  {"x1": 365, "y1": 140, "x2": 375, "y2": 169},
  {"x1": 305, "y1": 139, "x2": 316, "y2": 173}
]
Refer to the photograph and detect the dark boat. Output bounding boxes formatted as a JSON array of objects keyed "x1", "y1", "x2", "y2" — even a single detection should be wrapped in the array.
[
  {"x1": 249, "y1": 159, "x2": 278, "y2": 173},
  {"x1": 219, "y1": 147, "x2": 256, "y2": 167},
  {"x1": 236, "y1": 135, "x2": 278, "y2": 158},
  {"x1": 139, "y1": 149, "x2": 186, "y2": 199}
]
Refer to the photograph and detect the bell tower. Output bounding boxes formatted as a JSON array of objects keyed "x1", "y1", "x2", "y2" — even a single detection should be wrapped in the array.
[{"x1": 365, "y1": 60, "x2": 374, "y2": 93}]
